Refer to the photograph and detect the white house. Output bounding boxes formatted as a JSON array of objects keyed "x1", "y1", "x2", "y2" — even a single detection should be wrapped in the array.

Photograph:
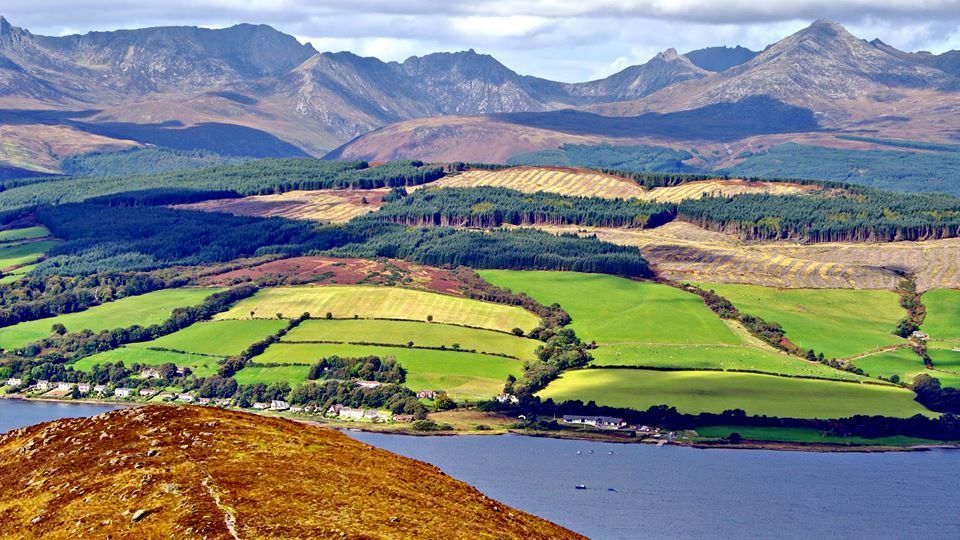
[
  {"x1": 197, "y1": 398, "x2": 212, "y2": 406},
  {"x1": 495, "y1": 393, "x2": 519, "y2": 404},
  {"x1": 252, "y1": 402, "x2": 269, "y2": 410},
  {"x1": 140, "y1": 368, "x2": 162, "y2": 379},
  {"x1": 561, "y1": 415, "x2": 627, "y2": 429},
  {"x1": 93, "y1": 385, "x2": 108, "y2": 395},
  {"x1": 114, "y1": 388, "x2": 134, "y2": 398},
  {"x1": 355, "y1": 380, "x2": 383, "y2": 389},
  {"x1": 416, "y1": 390, "x2": 439, "y2": 399},
  {"x1": 77, "y1": 383, "x2": 91, "y2": 393},
  {"x1": 138, "y1": 389, "x2": 156, "y2": 397},
  {"x1": 178, "y1": 394, "x2": 195, "y2": 403},
  {"x1": 35, "y1": 380, "x2": 52, "y2": 392},
  {"x1": 330, "y1": 405, "x2": 364, "y2": 420},
  {"x1": 5, "y1": 377, "x2": 22, "y2": 387},
  {"x1": 270, "y1": 400, "x2": 290, "y2": 411},
  {"x1": 56, "y1": 382, "x2": 75, "y2": 392}
]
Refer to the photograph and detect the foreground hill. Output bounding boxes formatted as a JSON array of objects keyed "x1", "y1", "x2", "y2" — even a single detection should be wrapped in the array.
[{"x1": 0, "y1": 405, "x2": 580, "y2": 539}]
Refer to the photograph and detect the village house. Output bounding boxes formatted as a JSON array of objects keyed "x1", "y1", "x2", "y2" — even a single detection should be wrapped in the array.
[
  {"x1": 159, "y1": 392, "x2": 176, "y2": 401},
  {"x1": 56, "y1": 382, "x2": 75, "y2": 392},
  {"x1": 270, "y1": 400, "x2": 290, "y2": 411},
  {"x1": 290, "y1": 406, "x2": 304, "y2": 413},
  {"x1": 328, "y1": 405, "x2": 364, "y2": 419},
  {"x1": 911, "y1": 330, "x2": 930, "y2": 341},
  {"x1": 495, "y1": 393, "x2": 519, "y2": 404},
  {"x1": 393, "y1": 414, "x2": 414, "y2": 423},
  {"x1": 197, "y1": 398, "x2": 212, "y2": 406},
  {"x1": 138, "y1": 389, "x2": 156, "y2": 398},
  {"x1": 5, "y1": 377, "x2": 22, "y2": 387},
  {"x1": 35, "y1": 380, "x2": 52, "y2": 392},
  {"x1": 178, "y1": 393, "x2": 194, "y2": 403},
  {"x1": 93, "y1": 384, "x2": 108, "y2": 395},
  {"x1": 363, "y1": 409, "x2": 390, "y2": 421},
  {"x1": 561, "y1": 415, "x2": 628, "y2": 429},
  {"x1": 140, "y1": 368, "x2": 162, "y2": 379},
  {"x1": 252, "y1": 402, "x2": 269, "y2": 410},
  {"x1": 214, "y1": 399, "x2": 232, "y2": 407},
  {"x1": 114, "y1": 388, "x2": 134, "y2": 398},
  {"x1": 416, "y1": 390, "x2": 440, "y2": 399},
  {"x1": 355, "y1": 380, "x2": 382, "y2": 389},
  {"x1": 77, "y1": 383, "x2": 91, "y2": 393}
]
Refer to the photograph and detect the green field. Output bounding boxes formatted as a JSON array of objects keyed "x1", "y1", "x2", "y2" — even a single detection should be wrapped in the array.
[
  {"x1": 0, "y1": 239, "x2": 59, "y2": 270},
  {"x1": 0, "y1": 288, "x2": 224, "y2": 350},
  {"x1": 928, "y1": 341, "x2": 960, "y2": 374},
  {"x1": 922, "y1": 289, "x2": 960, "y2": 340},
  {"x1": 215, "y1": 286, "x2": 540, "y2": 333},
  {"x1": 128, "y1": 319, "x2": 288, "y2": 357},
  {"x1": 0, "y1": 226, "x2": 49, "y2": 243},
  {"x1": 695, "y1": 425, "x2": 942, "y2": 446},
  {"x1": 250, "y1": 342, "x2": 520, "y2": 400},
  {"x1": 539, "y1": 369, "x2": 930, "y2": 419},
  {"x1": 479, "y1": 270, "x2": 859, "y2": 381},
  {"x1": 283, "y1": 319, "x2": 540, "y2": 361},
  {"x1": 72, "y1": 347, "x2": 222, "y2": 377},
  {"x1": 591, "y1": 343, "x2": 865, "y2": 381},
  {"x1": 480, "y1": 271, "x2": 737, "y2": 345},
  {"x1": 233, "y1": 364, "x2": 311, "y2": 385},
  {"x1": 852, "y1": 348, "x2": 926, "y2": 382},
  {"x1": 698, "y1": 284, "x2": 905, "y2": 358}
]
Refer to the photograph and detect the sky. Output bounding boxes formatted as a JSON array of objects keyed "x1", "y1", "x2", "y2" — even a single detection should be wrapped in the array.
[{"x1": 3, "y1": 1, "x2": 960, "y2": 82}]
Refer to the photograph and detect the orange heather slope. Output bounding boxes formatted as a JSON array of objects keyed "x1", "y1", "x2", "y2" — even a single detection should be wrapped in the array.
[{"x1": 0, "y1": 406, "x2": 582, "y2": 539}]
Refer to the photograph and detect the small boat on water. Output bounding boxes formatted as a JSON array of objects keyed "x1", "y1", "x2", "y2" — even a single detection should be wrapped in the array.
[
  {"x1": 607, "y1": 488, "x2": 617, "y2": 492},
  {"x1": 576, "y1": 450, "x2": 582, "y2": 455},
  {"x1": 575, "y1": 484, "x2": 587, "y2": 490}
]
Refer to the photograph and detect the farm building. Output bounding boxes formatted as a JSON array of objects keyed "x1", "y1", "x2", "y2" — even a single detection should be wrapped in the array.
[
  {"x1": 561, "y1": 415, "x2": 628, "y2": 429},
  {"x1": 141, "y1": 368, "x2": 162, "y2": 379}
]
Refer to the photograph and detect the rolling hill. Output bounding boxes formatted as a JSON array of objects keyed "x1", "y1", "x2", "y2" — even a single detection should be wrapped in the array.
[{"x1": 0, "y1": 405, "x2": 581, "y2": 539}]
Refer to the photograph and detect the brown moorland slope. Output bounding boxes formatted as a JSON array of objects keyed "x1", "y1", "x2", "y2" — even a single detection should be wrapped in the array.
[{"x1": 0, "y1": 406, "x2": 582, "y2": 539}]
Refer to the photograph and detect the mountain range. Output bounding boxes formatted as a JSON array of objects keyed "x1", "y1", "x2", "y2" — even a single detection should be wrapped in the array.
[{"x1": 1, "y1": 16, "x2": 959, "y2": 173}]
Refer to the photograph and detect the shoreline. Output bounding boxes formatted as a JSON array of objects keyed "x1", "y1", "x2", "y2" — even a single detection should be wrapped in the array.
[{"x1": 5, "y1": 395, "x2": 959, "y2": 453}]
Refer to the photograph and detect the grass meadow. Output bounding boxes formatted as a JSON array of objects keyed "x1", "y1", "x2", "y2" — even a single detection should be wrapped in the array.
[
  {"x1": 283, "y1": 319, "x2": 540, "y2": 360},
  {"x1": 538, "y1": 368, "x2": 931, "y2": 419},
  {"x1": 127, "y1": 319, "x2": 288, "y2": 357},
  {"x1": 921, "y1": 289, "x2": 960, "y2": 340},
  {"x1": 215, "y1": 286, "x2": 540, "y2": 333},
  {"x1": 248, "y1": 342, "x2": 520, "y2": 400},
  {"x1": 698, "y1": 283, "x2": 905, "y2": 358},
  {"x1": 0, "y1": 288, "x2": 223, "y2": 350},
  {"x1": 72, "y1": 347, "x2": 222, "y2": 377}
]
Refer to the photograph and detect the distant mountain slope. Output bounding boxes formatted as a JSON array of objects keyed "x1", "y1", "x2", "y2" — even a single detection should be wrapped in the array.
[
  {"x1": 0, "y1": 406, "x2": 581, "y2": 539},
  {"x1": 684, "y1": 46, "x2": 758, "y2": 72},
  {"x1": 568, "y1": 49, "x2": 709, "y2": 100},
  {"x1": 335, "y1": 20, "x2": 960, "y2": 164}
]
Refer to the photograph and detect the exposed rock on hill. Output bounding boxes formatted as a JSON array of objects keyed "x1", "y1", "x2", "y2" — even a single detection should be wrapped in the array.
[{"x1": 0, "y1": 405, "x2": 581, "y2": 539}]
